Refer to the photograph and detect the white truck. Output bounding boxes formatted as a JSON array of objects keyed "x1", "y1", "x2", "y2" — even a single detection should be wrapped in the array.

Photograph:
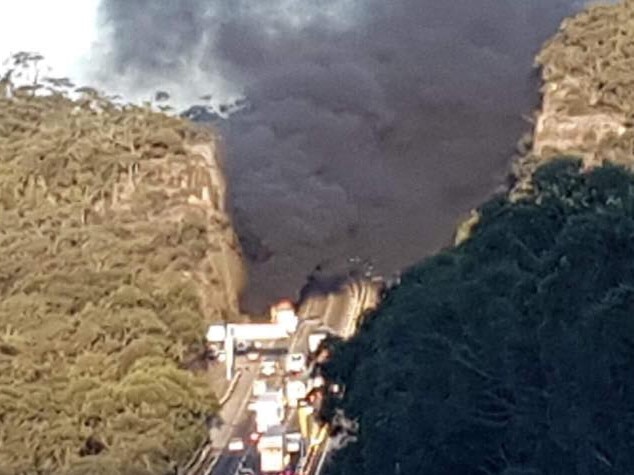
[
  {"x1": 308, "y1": 330, "x2": 330, "y2": 354},
  {"x1": 285, "y1": 379, "x2": 307, "y2": 408},
  {"x1": 270, "y1": 299, "x2": 299, "y2": 334},
  {"x1": 258, "y1": 425, "x2": 287, "y2": 474},
  {"x1": 253, "y1": 379, "x2": 269, "y2": 397},
  {"x1": 251, "y1": 391, "x2": 285, "y2": 433},
  {"x1": 285, "y1": 432, "x2": 303, "y2": 454}
]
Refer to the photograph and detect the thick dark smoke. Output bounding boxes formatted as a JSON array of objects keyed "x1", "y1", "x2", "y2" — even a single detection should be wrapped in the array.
[{"x1": 93, "y1": 0, "x2": 589, "y2": 312}]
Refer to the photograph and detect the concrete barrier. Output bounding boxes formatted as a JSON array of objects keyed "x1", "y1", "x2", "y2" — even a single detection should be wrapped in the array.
[{"x1": 219, "y1": 369, "x2": 243, "y2": 406}]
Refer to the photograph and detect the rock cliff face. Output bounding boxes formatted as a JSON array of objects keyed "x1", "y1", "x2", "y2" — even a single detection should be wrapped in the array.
[
  {"x1": 522, "y1": 0, "x2": 634, "y2": 178},
  {"x1": 455, "y1": 0, "x2": 634, "y2": 245},
  {"x1": 104, "y1": 133, "x2": 245, "y2": 320},
  {"x1": 0, "y1": 63, "x2": 245, "y2": 473}
]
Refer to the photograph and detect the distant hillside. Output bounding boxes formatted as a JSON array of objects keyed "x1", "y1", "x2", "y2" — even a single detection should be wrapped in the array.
[{"x1": 0, "y1": 56, "x2": 245, "y2": 474}]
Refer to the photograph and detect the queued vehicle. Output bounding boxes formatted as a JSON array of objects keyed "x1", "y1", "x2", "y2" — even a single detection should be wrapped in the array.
[
  {"x1": 258, "y1": 426, "x2": 286, "y2": 474},
  {"x1": 284, "y1": 353, "x2": 306, "y2": 374},
  {"x1": 285, "y1": 379, "x2": 307, "y2": 408},
  {"x1": 260, "y1": 356, "x2": 279, "y2": 377},
  {"x1": 228, "y1": 437, "x2": 245, "y2": 452}
]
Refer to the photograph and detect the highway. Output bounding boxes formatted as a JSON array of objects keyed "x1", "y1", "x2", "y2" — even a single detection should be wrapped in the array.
[
  {"x1": 201, "y1": 278, "x2": 379, "y2": 475},
  {"x1": 300, "y1": 280, "x2": 380, "y2": 475}
]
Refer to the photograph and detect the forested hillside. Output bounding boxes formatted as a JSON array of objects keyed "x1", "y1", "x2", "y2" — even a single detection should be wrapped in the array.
[
  {"x1": 322, "y1": 158, "x2": 634, "y2": 474},
  {"x1": 0, "y1": 57, "x2": 244, "y2": 474},
  {"x1": 320, "y1": 2, "x2": 634, "y2": 474}
]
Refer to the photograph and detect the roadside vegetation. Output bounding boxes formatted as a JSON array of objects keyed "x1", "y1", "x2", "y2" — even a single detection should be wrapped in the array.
[
  {"x1": 321, "y1": 158, "x2": 634, "y2": 474},
  {"x1": 320, "y1": 3, "x2": 634, "y2": 473},
  {"x1": 0, "y1": 55, "x2": 234, "y2": 474}
]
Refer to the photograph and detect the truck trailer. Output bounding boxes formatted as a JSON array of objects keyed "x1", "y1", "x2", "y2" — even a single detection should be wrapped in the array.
[
  {"x1": 308, "y1": 330, "x2": 331, "y2": 354},
  {"x1": 285, "y1": 379, "x2": 307, "y2": 408},
  {"x1": 258, "y1": 425, "x2": 287, "y2": 474},
  {"x1": 250, "y1": 391, "x2": 285, "y2": 434}
]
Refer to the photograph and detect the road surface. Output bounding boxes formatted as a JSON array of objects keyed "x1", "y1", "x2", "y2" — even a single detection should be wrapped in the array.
[
  {"x1": 302, "y1": 280, "x2": 381, "y2": 475},
  {"x1": 207, "y1": 279, "x2": 375, "y2": 475}
]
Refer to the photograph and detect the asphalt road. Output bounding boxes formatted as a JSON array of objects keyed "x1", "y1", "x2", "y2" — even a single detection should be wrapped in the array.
[
  {"x1": 208, "y1": 280, "x2": 363, "y2": 475},
  {"x1": 308, "y1": 280, "x2": 382, "y2": 475}
]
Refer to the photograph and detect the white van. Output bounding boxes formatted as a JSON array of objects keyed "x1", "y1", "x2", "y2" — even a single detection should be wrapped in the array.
[
  {"x1": 260, "y1": 357, "x2": 278, "y2": 377},
  {"x1": 285, "y1": 353, "x2": 306, "y2": 374}
]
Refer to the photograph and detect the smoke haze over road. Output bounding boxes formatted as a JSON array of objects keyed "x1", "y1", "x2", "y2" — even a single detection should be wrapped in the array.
[{"x1": 92, "y1": 0, "x2": 589, "y2": 311}]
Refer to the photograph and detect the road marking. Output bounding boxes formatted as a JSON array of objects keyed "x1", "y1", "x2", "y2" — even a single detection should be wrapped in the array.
[
  {"x1": 314, "y1": 437, "x2": 332, "y2": 475},
  {"x1": 343, "y1": 283, "x2": 366, "y2": 337}
]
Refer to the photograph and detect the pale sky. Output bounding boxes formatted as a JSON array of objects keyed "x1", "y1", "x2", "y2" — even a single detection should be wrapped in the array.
[{"x1": 0, "y1": 0, "x2": 99, "y2": 81}]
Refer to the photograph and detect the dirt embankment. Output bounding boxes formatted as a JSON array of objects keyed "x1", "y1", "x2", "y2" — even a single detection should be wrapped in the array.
[{"x1": 0, "y1": 57, "x2": 245, "y2": 474}]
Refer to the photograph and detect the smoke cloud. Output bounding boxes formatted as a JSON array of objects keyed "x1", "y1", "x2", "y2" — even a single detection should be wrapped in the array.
[{"x1": 92, "y1": 0, "x2": 589, "y2": 311}]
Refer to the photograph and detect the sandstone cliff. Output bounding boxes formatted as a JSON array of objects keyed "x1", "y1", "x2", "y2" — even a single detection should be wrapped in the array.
[
  {"x1": 518, "y1": 0, "x2": 634, "y2": 183},
  {"x1": 456, "y1": 0, "x2": 634, "y2": 244},
  {"x1": 0, "y1": 58, "x2": 245, "y2": 474}
]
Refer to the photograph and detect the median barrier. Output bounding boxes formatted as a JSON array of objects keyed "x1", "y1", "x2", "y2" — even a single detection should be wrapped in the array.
[
  {"x1": 313, "y1": 437, "x2": 332, "y2": 475},
  {"x1": 219, "y1": 369, "x2": 243, "y2": 405}
]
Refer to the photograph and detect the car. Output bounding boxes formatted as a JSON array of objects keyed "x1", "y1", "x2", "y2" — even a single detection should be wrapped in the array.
[
  {"x1": 228, "y1": 437, "x2": 245, "y2": 452},
  {"x1": 259, "y1": 357, "x2": 278, "y2": 376},
  {"x1": 246, "y1": 350, "x2": 260, "y2": 362},
  {"x1": 285, "y1": 353, "x2": 306, "y2": 374}
]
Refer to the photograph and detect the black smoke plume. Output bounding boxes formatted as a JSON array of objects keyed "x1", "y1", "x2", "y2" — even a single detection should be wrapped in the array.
[{"x1": 92, "y1": 0, "x2": 587, "y2": 311}]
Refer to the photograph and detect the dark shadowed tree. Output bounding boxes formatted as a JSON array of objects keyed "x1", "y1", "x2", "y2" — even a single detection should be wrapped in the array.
[{"x1": 321, "y1": 159, "x2": 634, "y2": 475}]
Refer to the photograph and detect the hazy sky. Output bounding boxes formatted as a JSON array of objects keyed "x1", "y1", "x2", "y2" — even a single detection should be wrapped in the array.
[
  {"x1": 0, "y1": 0, "x2": 99, "y2": 79},
  {"x1": 2, "y1": 0, "x2": 595, "y2": 311}
]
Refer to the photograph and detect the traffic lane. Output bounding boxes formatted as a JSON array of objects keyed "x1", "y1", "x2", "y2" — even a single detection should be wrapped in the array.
[
  {"x1": 218, "y1": 323, "x2": 290, "y2": 436},
  {"x1": 329, "y1": 280, "x2": 380, "y2": 337},
  {"x1": 210, "y1": 451, "x2": 241, "y2": 475},
  {"x1": 210, "y1": 447, "x2": 257, "y2": 475},
  {"x1": 298, "y1": 291, "x2": 330, "y2": 320},
  {"x1": 209, "y1": 360, "x2": 258, "y2": 450},
  {"x1": 323, "y1": 285, "x2": 353, "y2": 335},
  {"x1": 237, "y1": 445, "x2": 259, "y2": 474},
  {"x1": 210, "y1": 400, "x2": 256, "y2": 475}
]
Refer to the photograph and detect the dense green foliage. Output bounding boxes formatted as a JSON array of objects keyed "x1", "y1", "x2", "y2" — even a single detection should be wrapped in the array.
[
  {"x1": 0, "y1": 61, "x2": 225, "y2": 474},
  {"x1": 322, "y1": 158, "x2": 634, "y2": 475}
]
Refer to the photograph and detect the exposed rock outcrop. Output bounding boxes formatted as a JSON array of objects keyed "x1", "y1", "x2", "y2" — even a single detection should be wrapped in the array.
[
  {"x1": 521, "y1": 0, "x2": 634, "y2": 179},
  {"x1": 0, "y1": 58, "x2": 245, "y2": 474},
  {"x1": 454, "y1": 0, "x2": 634, "y2": 244}
]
